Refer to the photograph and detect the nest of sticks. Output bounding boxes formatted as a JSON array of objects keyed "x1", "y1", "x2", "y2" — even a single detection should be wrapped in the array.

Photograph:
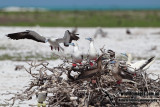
[{"x1": 4, "y1": 49, "x2": 160, "y2": 107}]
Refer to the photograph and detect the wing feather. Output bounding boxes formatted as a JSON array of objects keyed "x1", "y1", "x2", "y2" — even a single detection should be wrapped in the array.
[{"x1": 6, "y1": 30, "x2": 46, "y2": 43}]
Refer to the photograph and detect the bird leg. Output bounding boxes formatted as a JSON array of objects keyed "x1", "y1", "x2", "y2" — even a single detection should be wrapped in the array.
[
  {"x1": 89, "y1": 62, "x2": 94, "y2": 66},
  {"x1": 50, "y1": 45, "x2": 53, "y2": 50},
  {"x1": 117, "y1": 80, "x2": 122, "y2": 84},
  {"x1": 37, "y1": 102, "x2": 46, "y2": 107}
]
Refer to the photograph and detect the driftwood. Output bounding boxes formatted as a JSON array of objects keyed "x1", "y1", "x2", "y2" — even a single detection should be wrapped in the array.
[{"x1": 2, "y1": 49, "x2": 160, "y2": 107}]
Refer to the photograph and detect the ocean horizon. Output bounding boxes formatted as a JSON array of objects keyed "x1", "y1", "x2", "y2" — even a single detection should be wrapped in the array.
[
  {"x1": 1, "y1": 6, "x2": 160, "y2": 11},
  {"x1": 0, "y1": 0, "x2": 160, "y2": 11}
]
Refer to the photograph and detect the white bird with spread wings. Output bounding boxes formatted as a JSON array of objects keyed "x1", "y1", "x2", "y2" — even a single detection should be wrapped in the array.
[{"x1": 6, "y1": 30, "x2": 79, "y2": 51}]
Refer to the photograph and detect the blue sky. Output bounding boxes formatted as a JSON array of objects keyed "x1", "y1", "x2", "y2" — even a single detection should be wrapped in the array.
[{"x1": 0, "y1": 0, "x2": 160, "y2": 10}]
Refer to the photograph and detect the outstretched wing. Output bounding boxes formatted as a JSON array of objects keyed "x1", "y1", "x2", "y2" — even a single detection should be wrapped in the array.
[
  {"x1": 6, "y1": 30, "x2": 46, "y2": 43},
  {"x1": 62, "y1": 30, "x2": 79, "y2": 47},
  {"x1": 69, "y1": 30, "x2": 79, "y2": 42},
  {"x1": 139, "y1": 56, "x2": 155, "y2": 70}
]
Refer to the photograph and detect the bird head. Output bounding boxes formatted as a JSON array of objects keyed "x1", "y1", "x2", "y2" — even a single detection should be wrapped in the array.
[
  {"x1": 121, "y1": 53, "x2": 132, "y2": 58},
  {"x1": 85, "y1": 37, "x2": 93, "y2": 41},
  {"x1": 121, "y1": 53, "x2": 128, "y2": 57}
]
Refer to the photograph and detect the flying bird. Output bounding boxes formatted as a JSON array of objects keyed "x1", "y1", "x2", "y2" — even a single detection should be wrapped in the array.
[
  {"x1": 6, "y1": 30, "x2": 79, "y2": 51},
  {"x1": 122, "y1": 53, "x2": 155, "y2": 72},
  {"x1": 69, "y1": 43, "x2": 83, "y2": 66},
  {"x1": 85, "y1": 37, "x2": 98, "y2": 66},
  {"x1": 71, "y1": 27, "x2": 78, "y2": 35},
  {"x1": 94, "y1": 27, "x2": 107, "y2": 38}
]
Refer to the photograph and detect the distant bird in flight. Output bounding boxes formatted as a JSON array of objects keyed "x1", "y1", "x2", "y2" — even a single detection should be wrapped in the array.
[
  {"x1": 6, "y1": 30, "x2": 79, "y2": 51},
  {"x1": 94, "y1": 27, "x2": 107, "y2": 38}
]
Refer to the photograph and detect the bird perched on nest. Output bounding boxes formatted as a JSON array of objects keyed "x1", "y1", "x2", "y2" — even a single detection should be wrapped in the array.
[
  {"x1": 75, "y1": 55, "x2": 104, "y2": 81},
  {"x1": 69, "y1": 43, "x2": 83, "y2": 67},
  {"x1": 94, "y1": 27, "x2": 107, "y2": 38},
  {"x1": 85, "y1": 37, "x2": 98, "y2": 66},
  {"x1": 36, "y1": 90, "x2": 47, "y2": 107},
  {"x1": 107, "y1": 49, "x2": 115, "y2": 60},
  {"x1": 109, "y1": 60, "x2": 136, "y2": 84},
  {"x1": 6, "y1": 30, "x2": 79, "y2": 51},
  {"x1": 122, "y1": 53, "x2": 155, "y2": 72}
]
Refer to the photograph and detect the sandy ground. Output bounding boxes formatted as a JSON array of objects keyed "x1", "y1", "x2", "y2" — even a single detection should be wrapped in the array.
[{"x1": 0, "y1": 27, "x2": 160, "y2": 106}]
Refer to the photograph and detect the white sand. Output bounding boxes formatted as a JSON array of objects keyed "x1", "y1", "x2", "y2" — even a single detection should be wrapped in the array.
[{"x1": 0, "y1": 27, "x2": 160, "y2": 106}]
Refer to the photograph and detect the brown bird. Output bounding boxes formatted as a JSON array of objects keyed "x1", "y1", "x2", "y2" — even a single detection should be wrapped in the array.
[
  {"x1": 76, "y1": 55, "x2": 104, "y2": 81},
  {"x1": 110, "y1": 61, "x2": 135, "y2": 84}
]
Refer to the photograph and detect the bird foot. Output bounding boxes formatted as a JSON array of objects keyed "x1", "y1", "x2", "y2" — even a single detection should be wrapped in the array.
[
  {"x1": 72, "y1": 63, "x2": 77, "y2": 67},
  {"x1": 89, "y1": 62, "x2": 94, "y2": 66},
  {"x1": 133, "y1": 73, "x2": 137, "y2": 76},
  {"x1": 91, "y1": 79, "x2": 96, "y2": 84},
  {"x1": 37, "y1": 103, "x2": 46, "y2": 107},
  {"x1": 94, "y1": 58, "x2": 97, "y2": 61},
  {"x1": 117, "y1": 80, "x2": 122, "y2": 84}
]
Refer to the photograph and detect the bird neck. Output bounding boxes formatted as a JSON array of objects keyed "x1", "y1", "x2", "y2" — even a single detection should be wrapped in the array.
[
  {"x1": 45, "y1": 38, "x2": 49, "y2": 43},
  {"x1": 90, "y1": 41, "x2": 94, "y2": 46},
  {"x1": 89, "y1": 41, "x2": 95, "y2": 50},
  {"x1": 127, "y1": 54, "x2": 132, "y2": 64},
  {"x1": 73, "y1": 45, "x2": 79, "y2": 52}
]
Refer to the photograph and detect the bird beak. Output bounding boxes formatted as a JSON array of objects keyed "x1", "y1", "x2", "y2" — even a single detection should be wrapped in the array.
[
  {"x1": 85, "y1": 38, "x2": 90, "y2": 40},
  {"x1": 69, "y1": 43, "x2": 73, "y2": 45},
  {"x1": 66, "y1": 43, "x2": 71, "y2": 45},
  {"x1": 121, "y1": 53, "x2": 127, "y2": 57}
]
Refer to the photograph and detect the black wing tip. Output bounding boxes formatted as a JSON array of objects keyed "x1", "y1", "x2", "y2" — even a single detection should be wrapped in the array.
[
  {"x1": 5, "y1": 34, "x2": 13, "y2": 39},
  {"x1": 148, "y1": 56, "x2": 155, "y2": 62},
  {"x1": 5, "y1": 34, "x2": 9, "y2": 37}
]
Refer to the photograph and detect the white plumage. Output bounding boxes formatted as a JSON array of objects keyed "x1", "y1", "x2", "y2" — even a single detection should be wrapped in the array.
[
  {"x1": 6, "y1": 30, "x2": 79, "y2": 51},
  {"x1": 36, "y1": 91, "x2": 47, "y2": 103},
  {"x1": 69, "y1": 43, "x2": 83, "y2": 64},
  {"x1": 86, "y1": 38, "x2": 98, "y2": 61},
  {"x1": 123, "y1": 53, "x2": 155, "y2": 72}
]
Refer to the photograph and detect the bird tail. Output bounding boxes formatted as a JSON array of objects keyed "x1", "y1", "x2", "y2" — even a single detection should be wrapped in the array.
[{"x1": 139, "y1": 56, "x2": 155, "y2": 70}]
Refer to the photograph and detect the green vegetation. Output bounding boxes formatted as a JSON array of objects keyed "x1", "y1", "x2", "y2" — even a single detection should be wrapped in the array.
[
  {"x1": 0, "y1": 53, "x2": 58, "y2": 61},
  {"x1": 0, "y1": 10, "x2": 160, "y2": 27}
]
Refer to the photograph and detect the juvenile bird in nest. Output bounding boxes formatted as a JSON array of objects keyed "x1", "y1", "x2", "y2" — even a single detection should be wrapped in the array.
[{"x1": 110, "y1": 60, "x2": 136, "y2": 84}]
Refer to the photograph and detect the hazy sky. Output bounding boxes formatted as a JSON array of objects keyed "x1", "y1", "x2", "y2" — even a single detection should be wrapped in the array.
[{"x1": 0, "y1": 0, "x2": 160, "y2": 9}]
